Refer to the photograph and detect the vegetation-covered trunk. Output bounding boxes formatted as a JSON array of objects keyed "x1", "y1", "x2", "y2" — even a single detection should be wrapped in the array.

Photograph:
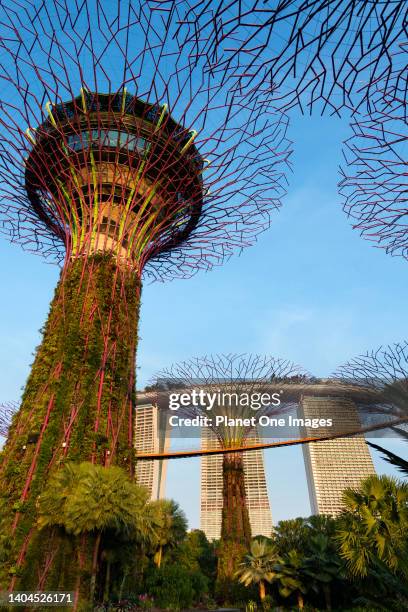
[
  {"x1": 259, "y1": 579, "x2": 266, "y2": 601},
  {"x1": 0, "y1": 254, "x2": 140, "y2": 604},
  {"x1": 216, "y1": 451, "x2": 251, "y2": 600}
]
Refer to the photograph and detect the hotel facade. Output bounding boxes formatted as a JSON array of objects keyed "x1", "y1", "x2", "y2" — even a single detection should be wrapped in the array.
[
  {"x1": 300, "y1": 394, "x2": 375, "y2": 515},
  {"x1": 134, "y1": 402, "x2": 170, "y2": 500}
]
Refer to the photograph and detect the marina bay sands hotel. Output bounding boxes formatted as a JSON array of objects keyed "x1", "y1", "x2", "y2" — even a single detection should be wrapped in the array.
[{"x1": 135, "y1": 381, "x2": 375, "y2": 539}]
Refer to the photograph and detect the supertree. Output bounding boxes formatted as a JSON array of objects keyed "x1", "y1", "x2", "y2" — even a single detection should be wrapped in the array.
[
  {"x1": 334, "y1": 341, "x2": 408, "y2": 458},
  {"x1": 172, "y1": 1, "x2": 408, "y2": 114},
  {"x1": 0, "y1": 1, "x2": 292, "y2": 600},
  {"x1": 339, "y1": 77, "x2": 408, "y2": 259},
  {"x1": 148, "y1": 353, "x2": 304, "y2": 597}
]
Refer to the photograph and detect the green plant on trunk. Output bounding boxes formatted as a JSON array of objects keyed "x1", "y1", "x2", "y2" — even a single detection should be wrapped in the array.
[
  {"x1": 216, "y1": 450, "x2": 252, "y2": 595},
  {"x1": 0, "y1": 255, "x2": 140, "y2": 598}
]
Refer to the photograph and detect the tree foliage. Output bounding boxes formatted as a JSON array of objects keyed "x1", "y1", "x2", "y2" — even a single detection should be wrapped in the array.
[
  {"x1": 235, "y1": 539, "x2": 278, "y2": 601},
  {"x1": 235, "y1": 477, "x2": 408, "y2": 609},
  {"x1": 336, "y1": 475, "x2": 408, "y2": 578}
]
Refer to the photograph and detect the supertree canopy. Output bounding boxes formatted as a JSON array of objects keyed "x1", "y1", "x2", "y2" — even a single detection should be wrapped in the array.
[
  {"x1": 0, "y1": 0, "x2": 291, "y2": 600},
  {"x1": 148, "y1": 353, "x2": 303, "y2": 596},
  {"x1": 22, "y1": 91, "x2": 206, "y2": 273},
  {"x1": 339, "y1": 80, "x2": 408, "y2": 259},
  {"x1": 173, "y1": 1, "x2": 408, "y2": 114},
  {"x1": 0, "y1": 2, "x2": 292, "y2": 279},
  {"x1": 334, "y1": 341, "x2": 408, "y2": 433}
]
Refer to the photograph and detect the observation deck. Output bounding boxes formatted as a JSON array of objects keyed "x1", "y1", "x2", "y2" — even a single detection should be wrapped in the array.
[{"x1": 24, "y1": 91, "x2": 204, "y2": 265}]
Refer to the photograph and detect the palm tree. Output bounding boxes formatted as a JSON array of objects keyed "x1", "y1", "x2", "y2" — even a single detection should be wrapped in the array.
[
  {"x1": 367, "y1": 441, "x2": 408, "y2": 477},
  {"x1": 37, "y1": 462, "x2": 158, "y2": 601},
  {"x1": 235, "y1": 539, "x2": 277, "y2": 601},
  {"x1": 303, "y1": 532, "x2": 343, "y2": 610},
  {"x1": 336, "y1": 474, "x2": 408, "y2": 578},
  {"x1": 273, "y1": 549, "x2": 308, "y2": 610},
  {"x1": 36, "y1": 462, "x2": 80, "y2": 531},
  {"x1": 271, "y1": 518, "x2": 308, "y2": 554},
  {"x1": 149, "y1": 499, "x2": 187, "y2": 568}
]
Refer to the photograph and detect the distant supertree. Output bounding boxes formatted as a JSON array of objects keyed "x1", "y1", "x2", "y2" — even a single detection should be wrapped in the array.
[
  {"x1": 0, "y1": 1, "x2": 291, "y2": 600},
  {"x1": 0, "y1": 402, "x2": 19, "y2": 439},
  {"x1": 173, "y1": 1, "x2": 408, "y2": 114},
  {"x1": 339, "y1": 80, "x2": 408, "y2": 259},
  {"x1": 334, "y1": 341, "x2": 408, "y2": 437},
  {"x1": 149, "y1": 353, "x2": 303, "y2": 596},
  {"x1": 335, "y1": 341, "x2": 408, "y2": 476}
]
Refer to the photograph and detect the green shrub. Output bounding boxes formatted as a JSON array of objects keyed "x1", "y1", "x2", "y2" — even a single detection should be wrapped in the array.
[{"x1": 144, "y1": 565, "x2": 207, "y2": 609}]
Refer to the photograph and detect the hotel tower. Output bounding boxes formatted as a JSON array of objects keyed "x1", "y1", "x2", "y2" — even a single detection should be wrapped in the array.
[
  {"x1": 135, "y1": 402, "x2": 170, "y2": 500},
  {"x1": 300, "y1": 395, "x2": 375, "y2": 516}
]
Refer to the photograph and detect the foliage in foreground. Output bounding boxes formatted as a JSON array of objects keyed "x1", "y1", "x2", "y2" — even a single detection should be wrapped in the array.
[
  {"x1": 235, "y1": 475, "x2": 408, "y2": 610},
  {"x1": 3, "y1": 460, "x2": 407, "y2": 610}
]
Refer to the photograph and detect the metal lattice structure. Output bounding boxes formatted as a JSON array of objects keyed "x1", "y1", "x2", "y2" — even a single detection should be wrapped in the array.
[
  {"x1": 0, "y1": 1, "x2": 292, "y2": 281},
  {"x1": 0, "y1": 2, "x2": 291, "y2": 598},
  {"x1": 150, "y1": 353, "x2": 304, "y2": 446},
  {"x1": 148, "y1": 353, "x2": 304, "y2": 589},
  {"x1": 334, "y1": 341, "x2": 408, "y2": 437},
  {"x1": 173, "y1": 1, "x2": 408, "y2": 114},
  {"x1": 339, "y1": 80, "x2": 408, "y2": 259}
]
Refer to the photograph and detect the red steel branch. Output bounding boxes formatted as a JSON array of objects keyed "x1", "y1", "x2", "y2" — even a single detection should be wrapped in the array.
[
  {"x1": 172, "y1": 1, "x2": 408, "y2": 114},
  {"x1": 334, "y1": 341, "x2": 408, "y2": 435},
  {"x1": 339, "y1": 80, "x2": 408, "y2": 259},
  {"x1": 0, "y1": 2, "x2": 292, "y2": 278},
  {"x1": 0, "y1": 2, "x2": 292, "y2": 594}
]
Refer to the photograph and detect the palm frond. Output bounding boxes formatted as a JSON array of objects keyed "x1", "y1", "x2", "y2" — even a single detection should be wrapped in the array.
[{"x1": 367, "y1": 442, "x2": 408, "y2": 477}]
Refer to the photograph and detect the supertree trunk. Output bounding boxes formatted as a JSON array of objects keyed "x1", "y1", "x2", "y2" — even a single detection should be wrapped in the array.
[
  {"x1": 0, "y1": 253, "x2": 140, "y2": 600},
  {"x1": 0, "y1": 1, "x2": 293, "y2": 608},
  {"x1": 216, "y1": 451, "x2": 251, "y2": 598},
  {"x1": 151, "y1": 355, "x2": 304, "y2": 602}
]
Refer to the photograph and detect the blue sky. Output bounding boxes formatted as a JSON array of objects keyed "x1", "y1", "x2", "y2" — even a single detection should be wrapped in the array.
[{"x1": 0, "y1": 110, "x2": 406, "y2": 528}]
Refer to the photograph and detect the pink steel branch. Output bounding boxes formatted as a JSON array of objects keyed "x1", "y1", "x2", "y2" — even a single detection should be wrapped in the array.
[
  {"x1": 0, "y1": 2, "x2": 293, "y2": 593},
  {"x1": 339, "y1": 81, "x2": 408, "y2": 259},
  {"x1": 0, "y1": 2, "x2": 292, "y2": 280},
  {"x1": 172, "y1": 1, "x2": 408, "y2": 114}
]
